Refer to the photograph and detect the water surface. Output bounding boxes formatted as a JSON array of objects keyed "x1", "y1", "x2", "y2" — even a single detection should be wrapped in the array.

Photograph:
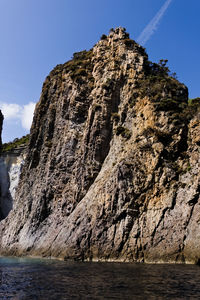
[{"x1": 0, "y1": 257, "x2": 200, "y2": 299}]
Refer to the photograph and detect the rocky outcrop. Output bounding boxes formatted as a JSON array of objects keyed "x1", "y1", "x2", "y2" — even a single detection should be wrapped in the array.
[{"x1": 0, "y1": 28, "x2": 199, "y2": 263}]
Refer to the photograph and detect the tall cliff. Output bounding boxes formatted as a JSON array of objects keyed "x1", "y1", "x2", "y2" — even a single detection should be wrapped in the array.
[{"x1": 0, "y1": 28, "x2": 199, "y2": 263}]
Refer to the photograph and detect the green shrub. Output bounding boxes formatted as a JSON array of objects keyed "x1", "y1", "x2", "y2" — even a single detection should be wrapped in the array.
[
  {"x1": 124, "y1": 39, "x2": 135, "y2": 47},
  {"x1": 135, "y1": 58, "x2": 188, "y2": 112},
  {"x1": 180, "y1": 99, "x2": 200, "y2": 121},
  {"x1": 2, "y1": 134, "x2": 29, "y2": 153},
  {"x1": 188, "y1": 97, "x2": 200, "y2": 106},
  {"x1": 111, "y1": 112, "x2": 120, "y2": 122},
  {"x1": 154, "y1": 98, "x2": 183, "y2": 112},
  {"x1": 45, "y1": 140, "x2": 52, "y2": 148},
  {"x1": 101, "y1": 34, "x2": 107, "y2": 40},
  {"x1": 72, "y1": 50, "x2": 92, "y2": 60},
  {"x1": 64, "y1": 49, "x2": 93, "y2": 82},
  {"x1": 71, "y1": 68, "x2": 87, "y2": 79},
  {"x1": 142, "y1": 127, "x2": 172, "y2": 146},
  {"x1": 116, "y1": 126, "x2": 132, "y2": 139},
  {"x1": 94, "y1": 104, "x2": 102, "y2": 111}
]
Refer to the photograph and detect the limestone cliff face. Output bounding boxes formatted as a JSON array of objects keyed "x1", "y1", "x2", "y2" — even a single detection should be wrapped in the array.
[
  {"x1": 0, "y1": 138, "x2": 27, "y2": 220},
  {"x1": 0, "y1": 150, "x2": 26, "y2": 220},
  {"x1": 0, "y1": 28, "x2": 199, "y2": 263}
]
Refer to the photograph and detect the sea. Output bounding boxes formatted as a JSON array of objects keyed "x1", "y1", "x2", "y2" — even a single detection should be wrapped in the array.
[{"x1": 0, "y1": 257, "x2": 200, "y2": 299}]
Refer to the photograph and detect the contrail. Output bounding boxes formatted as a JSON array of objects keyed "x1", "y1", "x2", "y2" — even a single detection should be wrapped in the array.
[{"x1": 137, "y1": 0, "x2": 173, "y2": 45}]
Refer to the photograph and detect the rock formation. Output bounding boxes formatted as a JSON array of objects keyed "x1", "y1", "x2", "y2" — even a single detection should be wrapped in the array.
[{"x1": 0, "y1": 28, "x2": 199, "y2": 263}]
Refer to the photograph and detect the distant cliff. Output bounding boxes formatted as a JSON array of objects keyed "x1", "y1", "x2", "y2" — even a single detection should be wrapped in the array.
[
  {"x1": 0, "y1": 136, "x2": 27, "y2": 220},
  {"x1": 0, "y1": 111, "x2": 4, "y2": 219},
  {"x1": 0, "y1": 28, "x2": 199, "y2": 263},
  {"x1": 0, "y1": 111, "x2": 3, "y2": 151}
]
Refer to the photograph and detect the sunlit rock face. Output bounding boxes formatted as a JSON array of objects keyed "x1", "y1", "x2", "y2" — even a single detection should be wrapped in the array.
[
  {"x1": 0, "y1": 28, "x2": 199, "y2": 263},
  {"x1": 0, "y1": 157, "x2": 12, "y2": 220},
  {"x1": 0, "y1": 110, "x2": 26, "y2": 220},
  {"x1": 0, "y1": 153, "x2": 25, "y2": 220}
]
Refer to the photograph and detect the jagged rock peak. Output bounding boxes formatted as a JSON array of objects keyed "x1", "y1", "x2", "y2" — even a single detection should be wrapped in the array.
[
  {"x1": 99, "y1": 27, "x2": 131, "y2": 41},
  {"x1": 0, "y1": 29, "x2": 199, "y2": 264}
]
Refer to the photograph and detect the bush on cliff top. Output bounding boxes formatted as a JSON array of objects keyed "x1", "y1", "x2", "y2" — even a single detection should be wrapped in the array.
[
  {"x1": 188, "y1": 97, "x2": 200, "y2": 106},
  {"x1": 2, "y1": 134, "x2": 29, "y2": 153},
  {"x1": 136, "y1": 59, "x2": 188, "y2": 112},
  {"x1": 64, "y1": 49, "x2": 93, "y2": 81},
  {"x1": 181, "y1": 97, "x2": 200, "y2": 120}
]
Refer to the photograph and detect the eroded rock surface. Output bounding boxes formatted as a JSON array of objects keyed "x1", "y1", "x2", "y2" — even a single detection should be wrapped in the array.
[{"x1": 0, "y1": 28, "x2": 199, "y2": 263}]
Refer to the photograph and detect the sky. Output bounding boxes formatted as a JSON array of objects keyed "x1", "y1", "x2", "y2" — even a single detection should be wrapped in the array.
[{"x1": 0, "y1": 0, "x2": 200, "y2": 142}]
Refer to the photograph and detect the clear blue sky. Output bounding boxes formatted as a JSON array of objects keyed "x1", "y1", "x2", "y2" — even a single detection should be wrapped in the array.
[{"x1": 0, "y1": 0, "x2": 199, "y2": 142}]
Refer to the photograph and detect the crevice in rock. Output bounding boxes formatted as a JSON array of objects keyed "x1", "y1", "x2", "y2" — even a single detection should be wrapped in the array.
[
  {"x1": 151, "y1": 190, "x2": 177, "y2": 244},
  {"x1": 181, "y1": 184, "x2": 200, "y2": 253}
]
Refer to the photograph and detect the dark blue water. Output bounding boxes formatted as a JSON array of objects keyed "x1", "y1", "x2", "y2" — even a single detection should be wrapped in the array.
[{"x1": 0, "y1": 257, "x2": 200, "y2": 299}]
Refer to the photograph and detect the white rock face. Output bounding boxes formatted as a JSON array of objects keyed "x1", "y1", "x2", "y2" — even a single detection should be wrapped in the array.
[
  {"x1": 0, "y1": 158, "x2": 11, "y2": 219},
  {"x1": 0, "y1": 153, "x2": 25, "y2": 219}
]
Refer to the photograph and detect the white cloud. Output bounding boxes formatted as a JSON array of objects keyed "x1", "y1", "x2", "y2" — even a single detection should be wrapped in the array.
[
  {"x1": 137, "y1": 0, "x2": 173, "y2": 46},
  {"x1": 0, "y1": 101, "x2": 36, "y2": 131},
  {"x1": 21, "y1": 102, "x2": 36, "y2": 130},
  {"x1": 1, "y1": 103, "x2": 21, "y2": 119}
]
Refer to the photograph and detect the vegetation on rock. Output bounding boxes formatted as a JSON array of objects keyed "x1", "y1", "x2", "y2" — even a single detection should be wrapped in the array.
[
  {"x1": 2, "y1": 134, "x2": 29, "y2": 153},
  {"x1": 64, "y1": 50, "x2": 94, "y2": 82},
  {"x1": 136, "y1": 59, "x2": 188, "y2": 112},
  {"x1": 116, "y1": 126, "x2": 132, "y2": 139}
]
